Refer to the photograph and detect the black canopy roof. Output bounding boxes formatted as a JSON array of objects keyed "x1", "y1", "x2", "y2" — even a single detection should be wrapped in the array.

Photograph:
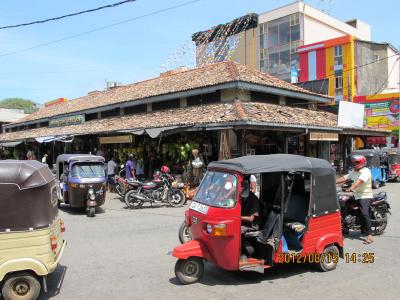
[
  {"x1": 209, "y1": 155, "x2": 339, "y2": 217},
  {"x1": 0, "y1": 160, "x2": 54, "y2": 190},
  {"x1": 208, "y1": 154, "x2": 333, "y2": 175},
  {"x1": 56, "y1": 154, "x2": 105, "y2": 163}
]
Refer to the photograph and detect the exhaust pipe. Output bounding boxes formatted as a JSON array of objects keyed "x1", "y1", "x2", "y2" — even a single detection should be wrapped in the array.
[{"x1": 133, "y1": 193, "x2": 147, "y2": 201}]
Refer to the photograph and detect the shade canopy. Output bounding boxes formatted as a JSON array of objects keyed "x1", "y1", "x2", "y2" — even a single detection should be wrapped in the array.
[{"x1": 0, "y1": 141, "x2": 22, "y2": 147}]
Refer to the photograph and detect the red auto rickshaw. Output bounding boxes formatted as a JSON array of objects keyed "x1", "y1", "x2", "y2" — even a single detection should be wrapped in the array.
[{"x1": 172, "y1": 154, "x2": 343, "y2": 284}]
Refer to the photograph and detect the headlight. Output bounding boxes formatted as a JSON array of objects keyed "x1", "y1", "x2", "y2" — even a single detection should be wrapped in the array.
[
  {"x1": 206, "y1": 224, "x2": 213, "y2": 234},
  {"x1": 90, "y1": 194, "x2": 96, "y2": 200},
  {"x1": 88, "y1": 189, "x2": 94, "y2": 195}
]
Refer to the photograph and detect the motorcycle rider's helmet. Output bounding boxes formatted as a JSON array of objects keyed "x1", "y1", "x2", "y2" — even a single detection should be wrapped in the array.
[
  {"x1": 160, "y1": 165, "x2": 170, "y2": 174},
  {"x1": 350, "y1": 155, "x2": 367, "y2": 170}
]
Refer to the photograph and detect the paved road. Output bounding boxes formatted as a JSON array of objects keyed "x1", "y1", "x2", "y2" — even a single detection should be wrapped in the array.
[{"x1": 42, "y1": 183, "x2": 400, "y2": 300}]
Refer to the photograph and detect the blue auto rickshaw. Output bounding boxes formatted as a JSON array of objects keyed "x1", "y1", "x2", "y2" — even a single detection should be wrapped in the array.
[
  {"x1": 351, "y1": 149, "x2": 387, "y2": 188},
  {"x1": 56, "y1": 154, "x2": 106, "y2": 217}
]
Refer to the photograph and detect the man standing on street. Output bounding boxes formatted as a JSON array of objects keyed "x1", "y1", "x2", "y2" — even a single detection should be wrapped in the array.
[
  {"x1": 125, "y1": 154, "x2": 136, "y2": 180},
  {"x1": 336, "y1": 155, "x2": 374, "y2": 244},
  {"x1": 107, "y1": 156, "x2": 117, "y2": 192}
]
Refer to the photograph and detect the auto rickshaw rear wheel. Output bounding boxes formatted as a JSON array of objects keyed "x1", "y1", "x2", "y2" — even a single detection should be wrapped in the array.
[
  {"x1": 396, "y1": 176, "x2": 400, "y2": 183},
  {"x1": 317, "y1": 245, "x2": 339, "y2": 272},
  {"x1": 87, "y1": 207, "x2": 96, "y2": 217},
  {"x1": 175, "y1": 257, "x2": 204, "y2": 285},
  {"x1": 2, "y1": 273, "x2": 41, "y2": 300}
]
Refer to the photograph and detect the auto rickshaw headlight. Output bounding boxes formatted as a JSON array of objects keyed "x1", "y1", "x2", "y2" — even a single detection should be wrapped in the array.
[
  {"x1": 208, "y1": 223, "x2": 227, "y2": 237},
  {"x1": 88, "y1": 189, "x2": 94, "y2": 195}
]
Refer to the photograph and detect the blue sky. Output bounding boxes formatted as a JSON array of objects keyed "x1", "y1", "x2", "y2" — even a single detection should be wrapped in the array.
[{"x1": 0, "y1": 0, "x2": 399, "y2": 104}]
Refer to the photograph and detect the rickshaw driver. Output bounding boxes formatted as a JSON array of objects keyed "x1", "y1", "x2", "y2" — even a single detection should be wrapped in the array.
[{"x1": 336, "y1": 155, "x2": 374, "y2": 244}]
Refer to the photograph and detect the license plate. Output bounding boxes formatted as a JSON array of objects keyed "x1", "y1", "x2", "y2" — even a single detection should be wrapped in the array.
[{"x1": 190, "y1": 201, "x2": 209, "y2": 214}]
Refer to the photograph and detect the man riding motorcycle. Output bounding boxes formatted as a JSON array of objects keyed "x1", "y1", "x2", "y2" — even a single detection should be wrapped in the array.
[{"x1": 336, "y1": 155, "x2": 374, "y2": 244}]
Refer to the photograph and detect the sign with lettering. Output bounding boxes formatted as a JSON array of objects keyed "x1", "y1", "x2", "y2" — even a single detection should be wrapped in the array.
[
  {"x1": 49, "y1": 115, "x2": 85, "y2": 127},
  {"x1": 99, "y1": 135, "x2": 132, "y2": 144},
  {"x1": 309, "y1": 132, "x2": 339, "y2": 141}
]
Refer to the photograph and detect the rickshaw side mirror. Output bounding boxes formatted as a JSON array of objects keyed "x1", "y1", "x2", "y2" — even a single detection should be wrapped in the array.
[{"x1": 240, "y1": 180, "x2": 250, "y2": 198}]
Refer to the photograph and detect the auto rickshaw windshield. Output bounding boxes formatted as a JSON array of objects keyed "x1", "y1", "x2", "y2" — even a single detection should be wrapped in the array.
[
  {"x1": 193, "y1": 171, "x2": 238, "y2": 208},
  {"x1": 70, "y1": 163, "x2": 105, "y2": 178}
]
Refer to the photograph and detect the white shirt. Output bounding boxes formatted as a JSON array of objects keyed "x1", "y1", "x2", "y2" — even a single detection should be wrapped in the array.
[
  {"x1": 42, "y1": 156, "x2": 47, "y2": 164},
  {"x1": 250, "y1": 175, "x2": 259, "y2": 198},
  {"x1": 107, "y1": 160, "x2": 117, "y2": 175},
  {"x1": 344, "y1": 167, "x2": 373, "y2": 199}
]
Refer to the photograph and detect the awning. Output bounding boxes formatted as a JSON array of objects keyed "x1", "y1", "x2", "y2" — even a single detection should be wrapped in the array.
[
  {"x1": 120, "y1": 126, "x2": 191, "y2": 138},
  {"x1": 0, "y1": 141, "x2": 23, "y2": 147},
  {"x1": 35, "y1": 135, "x2": 74, "y2": 143}
]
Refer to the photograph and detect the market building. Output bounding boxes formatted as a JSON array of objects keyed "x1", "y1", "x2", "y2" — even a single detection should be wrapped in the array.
[{"x1": 0, "y1": 61, "x2": 389, "y2": 176}]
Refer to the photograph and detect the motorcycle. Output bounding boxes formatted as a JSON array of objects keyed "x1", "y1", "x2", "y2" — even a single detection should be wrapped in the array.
[
  {"x1": 337, "y1": 183, "x2": 391, "y2": 235},
  {"x1": 124, "y1": 172, "x2": 186, "y2": 208}
]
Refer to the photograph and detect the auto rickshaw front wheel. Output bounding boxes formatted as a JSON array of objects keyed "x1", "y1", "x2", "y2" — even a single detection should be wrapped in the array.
[
  {"x1": 175, "y1": 257, "x2": 204, "y2": 285},
  {"x1": 87, "y1": 207, "x2": 96, "y2": 217},
  {"x1": 317, "y1": 245, "x2": 339, "y2": 272},
  {"x1": 2, "y1": 273, "x2": 41, "y2": 300}
]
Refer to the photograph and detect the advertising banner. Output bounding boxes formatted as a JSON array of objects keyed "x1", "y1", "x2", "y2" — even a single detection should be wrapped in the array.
[{"x1": 364, "y1": 99, "x2": 399, "y2": 132}]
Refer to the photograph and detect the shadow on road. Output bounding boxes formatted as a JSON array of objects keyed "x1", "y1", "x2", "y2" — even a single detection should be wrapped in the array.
[
  {"x1": 169, "y1": 263, "x2": 318, "y2": 286},
  {"x1": 38, "y1": 265, "x2": 67, "y2": 300},
  {"x1": 59, "y1": 205, "x2": 105, "y2": 216}
]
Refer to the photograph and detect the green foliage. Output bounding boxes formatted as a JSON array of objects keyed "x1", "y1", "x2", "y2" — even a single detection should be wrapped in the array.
[{"x1": 0, "y1": 98, "x2": 37, "y2": 113}]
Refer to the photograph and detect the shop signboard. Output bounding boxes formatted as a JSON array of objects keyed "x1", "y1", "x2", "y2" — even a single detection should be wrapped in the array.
[
  {"x1": 49, "y1": 114, "x2": 85, "y2": 127},
  {"x1": 364, "y1": 99, "x2": 399, "y2": 133},
  {"x1": 309, "y1": 132, "x2": 339, "y2": 141},
  {"x1": 338, "y1": 101, "x2": 364, "y2": 128},
  {"x1": 99, "y1": 135, "x2": 132, "y2": 144}
]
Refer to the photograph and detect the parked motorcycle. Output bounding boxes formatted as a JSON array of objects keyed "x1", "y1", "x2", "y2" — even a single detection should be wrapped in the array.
[
  {"x1": 124, "y1": 171, "x2": 186, "y2": 208},
  {"x1": 337, "y1": 186, "x2": 391, "y2": 235}
]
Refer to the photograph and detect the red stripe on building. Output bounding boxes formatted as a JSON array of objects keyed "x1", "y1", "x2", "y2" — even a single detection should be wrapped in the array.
[
  {"x1": 316, "y1": 48, "x2": 326, "y2": 79},
  {"x1": 299, "y1": 52, "x2": 308, "y2": 82}
]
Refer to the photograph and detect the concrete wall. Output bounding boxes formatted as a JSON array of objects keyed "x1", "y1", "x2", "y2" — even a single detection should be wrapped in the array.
[
  {"x1": 386, "y1": 47, "x2": 400, "y2": 93},
  {"x1": 356, "y1": 41, "x2": 389, "y2": 95},
  {"x1": 221, "y1": 88, "x2": 251, "y2": 102},
  {"x1": 304, "y1": 15, "x2": 349, "y2": 45}
]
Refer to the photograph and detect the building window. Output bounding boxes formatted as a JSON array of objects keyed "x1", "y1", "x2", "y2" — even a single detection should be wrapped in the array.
[
  {"x1": 187, "y1": 91, "x2": 221, "y2": 106},
  {"x1": 290, "y1": 13, "x2": 300, "y2": 26},
  {"x1": 334, "y1": 45, "x2": 343, "y2": 65},
  {"x1": 124, "y1": 104, "x2": 147, "y2": 115},
  {"x1": 152, "y1": 98, "x2": 180, "y2": 111},
  {"x1": 101, "y1": 108, "x2": 120, "y2": 118},
  {"x1": 335, "y1": 76, "x2": 343, "y2": 89},
  {"x1": 259, "y1": 14, "x2": 303, "y2": 81},
  {"x1": 335, "y1": 76, "x2": 343, "y2": 96},
  {"x1": 85, "y1": 112, "x2": 98, "y2": 121},
  {"x1": 39, "y1": 121, "x2": 49, "y2": 128},
  {"x1": 251, "y1": 92, "x2": 279, "y2": 104}
]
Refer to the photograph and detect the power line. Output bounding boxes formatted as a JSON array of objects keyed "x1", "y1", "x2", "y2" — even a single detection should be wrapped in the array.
[
  {"x1": 0, "y1": 0, "x2": 202, "y2": 59},
  {"x1": 371, "y1": 56, "x2": 400, "y2": 96},
  {"x1": 0, "y1": 0, "x2": 137, "y2": 30}
]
